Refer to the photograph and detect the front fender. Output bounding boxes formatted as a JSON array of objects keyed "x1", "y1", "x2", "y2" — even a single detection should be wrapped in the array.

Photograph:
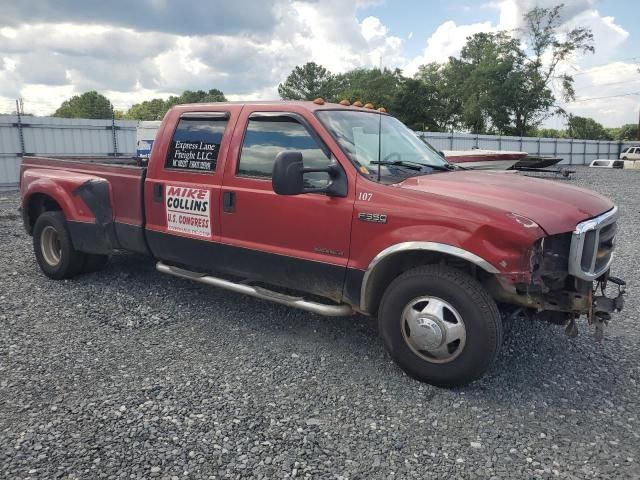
[{"x1": 351, "y1": 221, "x2": 546, "y2": 313}]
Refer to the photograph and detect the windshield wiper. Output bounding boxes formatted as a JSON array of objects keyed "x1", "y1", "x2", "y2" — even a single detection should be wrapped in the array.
[{"x1": 371, "y1": 160, "x2": 455, "y2": 172}]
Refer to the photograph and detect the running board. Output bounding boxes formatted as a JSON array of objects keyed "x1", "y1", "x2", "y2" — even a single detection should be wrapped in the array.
[{"x1": 156, "y1": 262, "x2": 354, "y2": 317}]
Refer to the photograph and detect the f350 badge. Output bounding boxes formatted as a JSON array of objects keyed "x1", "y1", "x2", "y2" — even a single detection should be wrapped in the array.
[{"x1": 358, "y1": 212, "x2": 387, "y2": 224}]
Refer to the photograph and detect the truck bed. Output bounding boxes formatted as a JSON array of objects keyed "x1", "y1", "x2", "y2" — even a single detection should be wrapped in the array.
[
  {"x1": 20, "y1": 155, "x2": 148, "y2": 253},
  {"x1": 23, "y1": 155, "x2": 146, "y2": 167}
]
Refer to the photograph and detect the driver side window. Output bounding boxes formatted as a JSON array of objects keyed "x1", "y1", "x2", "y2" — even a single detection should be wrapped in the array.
[{"x1": 238, "y1": 116, "x2": 331, "y2": 187}]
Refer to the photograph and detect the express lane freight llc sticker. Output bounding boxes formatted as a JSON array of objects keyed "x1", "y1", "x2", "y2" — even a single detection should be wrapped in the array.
[{"x1": 165, "y1": 185, "x2": 211, "y2": 238}]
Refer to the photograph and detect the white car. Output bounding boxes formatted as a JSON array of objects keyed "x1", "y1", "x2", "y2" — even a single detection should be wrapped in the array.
[
  {"x1": 619, "y1": 146, "x2": 640, "y2": 160},
  {"x1": 590, "y1": 159, "x2": 624, "y2": 168}
]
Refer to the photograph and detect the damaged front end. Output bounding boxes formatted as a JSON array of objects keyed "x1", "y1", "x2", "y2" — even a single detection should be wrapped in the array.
[{"x1": 486, "y1": 207, "x2": 625, "y2": 340}]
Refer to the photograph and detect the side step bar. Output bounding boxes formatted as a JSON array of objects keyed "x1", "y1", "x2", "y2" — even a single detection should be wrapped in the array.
[{"x1": 156, "y1": 262, "x2": 354, "y2": 317}]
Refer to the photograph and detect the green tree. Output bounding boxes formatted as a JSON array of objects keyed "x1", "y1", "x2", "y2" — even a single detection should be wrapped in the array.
[
  {"x1": 390, "y1": 77, "x2": 439, "y2": 131},
  {"x1": 53, "y1": 91, "x2": 114, "y2": 119},
  {"x1": 125, "y1": 98, "x2": 168, "y2": 121},
  {"x1": 515, "y1": 4, "x2": 595, "y2": 133},
  {"x1": 125, "y1": 89, "x2": 227, "y2": 120},
  {"x1": 615, "y1": 123, "x2": 639, "y2": 141},
  {"x1": 414, "y1": 63, "x2": 463, "y2": 131},
  {"x1": 566, "y1": 115, "x2": 612, "y2": 140},
  {"x1": 412, "y1": 4, "x2": 595, "y2": 135},
  {"x1": 278, "y1": 62, "x2": 339, "y2": 101},
  {"x1": 530, "y1": 127, "x2": 565, "y2": 138},
  {"x1": 447, "y1": 31, "x2": 526, "y2": 134},
  {"x1": 335, "y1": 67, "x2": 402, "y2": 108}
]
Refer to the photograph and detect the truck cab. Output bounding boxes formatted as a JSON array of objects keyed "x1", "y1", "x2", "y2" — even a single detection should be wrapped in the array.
[{"x1": 20, "y1": 100, "x2": 625, "y2": 387}]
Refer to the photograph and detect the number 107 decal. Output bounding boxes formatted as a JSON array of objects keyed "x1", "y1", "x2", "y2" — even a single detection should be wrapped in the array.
[{"x1": 358, "y1": 192, "x2": 373, "y2": 201}]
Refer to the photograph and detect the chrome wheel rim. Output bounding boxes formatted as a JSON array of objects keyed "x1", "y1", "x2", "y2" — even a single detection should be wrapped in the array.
[
  {"x1": 41, "y1": 226, "x2": 62, "y2": 267},
  {"x1": 401, "y1": 296, "x2": 466, "y2": 364}
]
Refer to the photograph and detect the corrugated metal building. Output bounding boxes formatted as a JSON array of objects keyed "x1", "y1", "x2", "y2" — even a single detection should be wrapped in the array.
[
  {"x1": 0, "y1": 116, "x2": 137, "y2": 190},
  {"x1": 0, "y1": 115, "x2": 636, "y2": 190},
  {"x1": 419, "y1": 132, "x2": 634, "y2": 166}
]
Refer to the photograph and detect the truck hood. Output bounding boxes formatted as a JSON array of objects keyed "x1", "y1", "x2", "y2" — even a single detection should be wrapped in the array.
[{"x1": 398, "y1": 171, "x2": 614, "y2": 235}]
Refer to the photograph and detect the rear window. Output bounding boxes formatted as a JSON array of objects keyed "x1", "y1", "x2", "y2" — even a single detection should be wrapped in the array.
[{"x1": 165, "y1": 117, "x2": 228, "y2": 172}]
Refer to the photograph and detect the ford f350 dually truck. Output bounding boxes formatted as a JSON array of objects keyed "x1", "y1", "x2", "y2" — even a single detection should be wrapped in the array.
[{"x1": 19, "y1": 100, "x2": 625, "y2": 387}]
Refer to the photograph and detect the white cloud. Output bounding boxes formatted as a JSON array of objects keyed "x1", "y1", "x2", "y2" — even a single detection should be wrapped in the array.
[
  {"x1": 361, "y1": 16, "x2": 388, "y2": 41},
  {"x1": 404, "y1": 21, "x2": 495, "y2": 75},
  {"x1": 0, "y1": 0, "x2": 406, "y2": 115},
  {"x1": 0, "y1": 0, "x2": 636, "y2": 127},
  {"x1": 404, "y1": 0, "x2": 637, "y2": 126}
]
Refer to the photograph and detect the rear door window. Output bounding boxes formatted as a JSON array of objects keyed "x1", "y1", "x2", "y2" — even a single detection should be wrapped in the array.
[{"x1": 165, "y1": 116, "x2": 229, "y2": 172}]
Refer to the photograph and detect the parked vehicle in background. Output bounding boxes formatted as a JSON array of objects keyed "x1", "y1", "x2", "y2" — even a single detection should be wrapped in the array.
[
  {"x1": 442, "y1": 149, "x2": 527, "y2": 170},
  {"x1": 19, "y1": 99, "x2": 625, "y2": 387},
  {"x1": 619, "y1": 146, "x2": 640, "y2": 160},
  {"x1": 136, "y1": 121, "x2": 161, "y2": 159},
  {"x1": 590, "y1": 159, "x2": 625, "y2": 168}
]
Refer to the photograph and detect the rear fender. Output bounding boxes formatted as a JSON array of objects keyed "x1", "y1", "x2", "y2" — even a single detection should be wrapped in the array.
[{"x1": 22, "y1": 169, "x2": 116, "y2": 254}]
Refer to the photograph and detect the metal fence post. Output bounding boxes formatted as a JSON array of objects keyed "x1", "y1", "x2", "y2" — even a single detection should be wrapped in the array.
[
  {"x1": 569, "y1": 138, "x2": 573, "y2": 165},
  {"x1": 449, "y1": 131, "x2": 453, "y2": 150},
  {"x1": 498, "y1": 135, "x2": 502, "y2": 151},
  {"x1": 553, "y1": 137, "x2": 557, "y2": 157},
  {"x1": 537, "y1": 136, "x2": 541, "y2": 156},
  {"x1": 519, "y1": 136, "x2": 523, "y2": 152},
  {"x1": 111, "y1": 112, "x2": 119, "y2": 156},
  {"x1": 583, "y1": 140, "x2": 587, "y2": 165},
  {"x1": 15, "y1": 105, "x2": 26, "y2": 157}
]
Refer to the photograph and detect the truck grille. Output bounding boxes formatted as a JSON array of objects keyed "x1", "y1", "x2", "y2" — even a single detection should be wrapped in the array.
[{"x1": 568, "y1": 206, "x2": 618, "y2": 281}]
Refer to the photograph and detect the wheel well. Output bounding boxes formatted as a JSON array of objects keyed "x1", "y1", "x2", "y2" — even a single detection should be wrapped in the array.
[
  {"x1": 362, "y1": 250, "x2": 493, "y2": 315},
  {"x1": 25, "y1": 194, "x2": 62, "y2": 234}
]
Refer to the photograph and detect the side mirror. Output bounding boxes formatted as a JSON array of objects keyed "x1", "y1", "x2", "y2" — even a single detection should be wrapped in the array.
[
  {"x1": 272, "y1": 151, "x2": 305, "y2": 195},
  {"x1": 272, "y1": 151, "x2": 347, "y2": 197}
]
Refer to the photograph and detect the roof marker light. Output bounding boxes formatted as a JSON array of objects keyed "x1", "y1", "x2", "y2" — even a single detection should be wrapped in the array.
[
  {"x1": 313, "y1": 97, "x2": 325, "y2": 105},
  {"x1": 364, "y1": 103, "x2": 374, "y2": 109},
  {"x1": 339, "y1": 99, "x2": 351, "y2": 106},
  {"x1": 378, "y1": 107, "x2": 386, "y2": 113},
  {"x1": 353, "y1": 101, "x2": 363, "y2": 107}
]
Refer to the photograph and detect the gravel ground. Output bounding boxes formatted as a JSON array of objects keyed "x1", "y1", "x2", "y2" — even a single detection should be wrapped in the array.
[{"x1": 1, "y1": 166, "x2": 639, "y2": 479}]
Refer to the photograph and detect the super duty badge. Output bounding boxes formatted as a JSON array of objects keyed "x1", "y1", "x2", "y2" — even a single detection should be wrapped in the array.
[{"x1": 358, "y1": 212, "x2": 387, "y2": 224}]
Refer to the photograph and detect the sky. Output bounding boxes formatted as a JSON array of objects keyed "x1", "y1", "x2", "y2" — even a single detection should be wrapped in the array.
[{"x1": 0, "y1": 0, "x2": 638, "y2": 128}]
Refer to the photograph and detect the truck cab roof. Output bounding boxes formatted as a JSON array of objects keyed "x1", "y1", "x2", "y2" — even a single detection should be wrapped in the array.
[{"x1": 169, "y1": 99, "x2": 387, "y2": 114}]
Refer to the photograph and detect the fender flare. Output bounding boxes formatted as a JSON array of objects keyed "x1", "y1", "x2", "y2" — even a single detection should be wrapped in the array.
[{"x1": 359, "y1": 241, "x2": 500, "y2": 312}]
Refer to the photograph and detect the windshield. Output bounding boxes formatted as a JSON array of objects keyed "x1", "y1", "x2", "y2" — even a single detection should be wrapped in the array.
[{"x1": 316, "y1": 110, "x2": 450, "y2": 182}]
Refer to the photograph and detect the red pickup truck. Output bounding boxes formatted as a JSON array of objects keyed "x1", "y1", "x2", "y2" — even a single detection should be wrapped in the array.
[{"x1": 19, "y1": 100, "x2": 625, "y2": 386}]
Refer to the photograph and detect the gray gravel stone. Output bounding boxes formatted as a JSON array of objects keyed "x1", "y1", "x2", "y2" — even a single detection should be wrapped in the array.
[{"x1": 1, "y1": 167, "x2": 639, "y2": 479}]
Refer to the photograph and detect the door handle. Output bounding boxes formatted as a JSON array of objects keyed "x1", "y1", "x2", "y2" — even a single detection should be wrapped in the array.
[
  {"x1": 223, "y1": 191, "x2": 235, "y2": 213},
  {"x1": 153, "y1": 183, "x2": 163, "y2": 202}
]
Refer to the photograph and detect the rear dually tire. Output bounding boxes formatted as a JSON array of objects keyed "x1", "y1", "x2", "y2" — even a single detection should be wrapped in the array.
[{"x1": 33, "y1": 211, "x2": 86, "y2": 279}]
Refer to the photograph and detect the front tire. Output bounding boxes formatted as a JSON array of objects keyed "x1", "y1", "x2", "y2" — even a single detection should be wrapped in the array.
[
  {"x1": 378, "y1": 265, "x2": 502, "y2": 387},
  {"x1": 33, "y1": 212, "x2": 86, "y2": 279}
]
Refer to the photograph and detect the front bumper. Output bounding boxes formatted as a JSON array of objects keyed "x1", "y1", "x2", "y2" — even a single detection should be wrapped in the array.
[{"x1": 592, "y1": 275, "x2": 625, "y2": 317}]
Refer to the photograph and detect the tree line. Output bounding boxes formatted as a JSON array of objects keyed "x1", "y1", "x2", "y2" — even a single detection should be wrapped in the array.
[{"x1": 50, "y1": 4, "x2": 638, "y2": 141}]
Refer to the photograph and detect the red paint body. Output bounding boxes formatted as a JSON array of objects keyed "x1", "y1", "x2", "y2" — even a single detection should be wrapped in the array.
[{"x1": 20, "y1": 101, "x2": 614, "y2": 307}]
